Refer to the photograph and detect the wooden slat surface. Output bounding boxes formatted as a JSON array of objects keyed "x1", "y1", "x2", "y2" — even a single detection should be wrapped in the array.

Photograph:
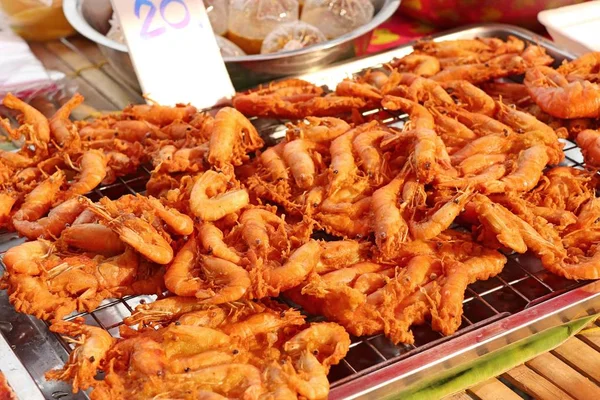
[
  {"x1": 444, "y1": 392, "x2": 476, "y2": 400},
  {"x1": 29, "y1": 35, "x2": 600, "y2": 400},
  {"x1": 503, "y1": 365, "x2": 574, "y2": 400},
  {"x1": 44, "y1": 41, "x2": 136, "y2": 109},
  {"x1": 526, "y1": 353, "x2": 600, "y2": 400},
  {"x1": 468, "y1": 378, "x2": 522, "y2": 400},
  {"x1": 552, "y1": 337, "x2": 600, "y2": 385},
  {"x1": 28, "y1": 42, "x2": 113, "y2": 112}
]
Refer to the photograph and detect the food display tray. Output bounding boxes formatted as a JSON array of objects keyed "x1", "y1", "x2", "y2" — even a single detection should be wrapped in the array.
[{"x1": 1, "y1": 23, "x2": 597, "y2": 400}]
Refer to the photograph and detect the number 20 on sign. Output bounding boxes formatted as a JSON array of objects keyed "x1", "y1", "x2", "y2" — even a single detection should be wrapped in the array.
[
  {"x1": 134, "y1": 0, "x2": 194, "y2": 39},
  {"x1": 110, "y1": 0, "x2": 235, "y2": 109}
]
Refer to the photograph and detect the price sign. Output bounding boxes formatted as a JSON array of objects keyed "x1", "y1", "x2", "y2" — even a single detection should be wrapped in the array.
[{"x1": 110, "y1": 0, "x2": 234, "y2": 108}]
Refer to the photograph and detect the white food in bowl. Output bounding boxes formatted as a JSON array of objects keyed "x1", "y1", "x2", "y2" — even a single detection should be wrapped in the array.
[
  {"x1": 301, "y1": 0, "x2": 374, "y2": 39},
  {"x1": 261, "y1": 21, "x2": 326, "y2": 54}
]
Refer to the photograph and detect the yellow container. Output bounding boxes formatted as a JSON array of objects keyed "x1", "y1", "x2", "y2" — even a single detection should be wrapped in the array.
[{"x1": 0, "y1": 0, "x2": 75, "y2": 41}]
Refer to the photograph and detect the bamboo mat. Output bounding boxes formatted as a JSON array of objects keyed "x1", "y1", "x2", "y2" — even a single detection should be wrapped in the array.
[{"x1": 21, "y1": 35, "x2": 600, "y2": 400}]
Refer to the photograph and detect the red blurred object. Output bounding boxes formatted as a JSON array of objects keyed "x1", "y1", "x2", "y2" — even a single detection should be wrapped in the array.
[
  {"x1": 366, "y1": 3, "x2": 560, "y2": 55},
  {"x1": 367, "y1": 12, "x2": 440, "y2": 53},
  {"x1": 399, "y1": 0, "x2": 588, "y2": 31}
]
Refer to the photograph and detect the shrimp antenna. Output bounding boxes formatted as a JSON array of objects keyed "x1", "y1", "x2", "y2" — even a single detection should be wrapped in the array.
[{"x1": 142, "y1": 94, "x2": 160, "y2": 105}]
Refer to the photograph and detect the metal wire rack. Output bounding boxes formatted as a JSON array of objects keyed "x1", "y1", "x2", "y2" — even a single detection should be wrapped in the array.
[{"x1": 0, "y1": 24, "x2": 595, "y2": 400}]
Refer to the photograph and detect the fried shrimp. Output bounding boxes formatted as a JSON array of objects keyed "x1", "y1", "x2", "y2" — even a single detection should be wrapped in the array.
[
  {"x1": 13, "y1": 198, "x2": 85, "y2": 240},
  {"x1": 372, "y1": 174, "x2": 409, "y2": 257},
  {"x1": 189, "y1": 170, "x2": 250, "y2": 221},
  {"x1": 61, "y1": 150, "x2": 108, "y2": 199},
  {"x1": 46, "y1": 319, "x2": 115, "y2": 392},
  {"x1": 282, "y1": 138, "x2": 320, "y2": 189},
  {"x1": 328, "y1": 126, "x2": 362, "y2": 194},
  {"x1": 409, "y1": 190, "x2": 473, "y2": 240},
  {"x1": 353, "y1": 128, "x2": 389, "y2": 183},
  {"x1": 266, "y1": 240, "x2": 321, "y2": 290},
  {"x1": 480, "y1": 145, "x2": 549, "y2": 193},
  {"x1": 3, "y1": 92, "x2": 50, "y2": 150},
  {"x1": 336, "y1": 79, "x2": 382, "y2": 100},
  {"x1": 85, "y1": 198, "x2": 173, "y2": 264},
  {"x1": 144, "y1": 195, "x2": 193, "y2": 236},
  {"x1": 259, "y1": 142, "x2": 288, "y2": 182},
  {"x1": 288, "y1": 117, "x2": 350, "y2": 142},
  {"x1": 12, "y1": 170, "x2": 65, "y2": 231},
  {"x1": 576, "y1": 129, "x2": 600, "y2": 167},
  {"x1": 164, "y1": 236, "x2": 250, "y2": 302},
  {"x1": 240, "y1": 208, "x2": 286, "y2": 254},
  {"x1": 392, "y1": 53, "x2": 441, "y2": 76},
  {"x1": 524, "y1": 66, "x2": 600, "y2": 119},
  {"x1": 59, "y1": 223, "x2": 125, "y2": 256},
  {"x1": 381, "y1": 95, "x2": 435, "y2": 130},
  {"x1": 441, "y1": 80, "x2": 496, "y2": 115},
  {"x1": 124, "y1": 103, "x2": 197, "y2": 126},
  {"x1": 198, "y1": 223, "x2": 241, "y2": 264},
  {"x1": 207, "y1": 107, "x2": 263, "y2": 167},
  {"x1": 50, "y1": 93, "x2": 84, "y2": 147}
]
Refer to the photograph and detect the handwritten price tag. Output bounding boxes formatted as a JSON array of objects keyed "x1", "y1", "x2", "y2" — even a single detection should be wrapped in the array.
[{"x1": 110, "y1": 0, "x2": 234, "y2": 108}]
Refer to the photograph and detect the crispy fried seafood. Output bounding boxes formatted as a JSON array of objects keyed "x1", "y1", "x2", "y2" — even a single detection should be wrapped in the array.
[
  {"x1": 3, "y1": 36, "x2": 600, "y2": 399},
  {"x1": 47, "y1": 300, "x2": 349, "y2": 400}
]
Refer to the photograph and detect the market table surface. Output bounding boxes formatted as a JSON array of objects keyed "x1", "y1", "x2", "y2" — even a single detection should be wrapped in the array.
[{"x1": 11, "y1": 34, "x2": 600, "y2": 400}]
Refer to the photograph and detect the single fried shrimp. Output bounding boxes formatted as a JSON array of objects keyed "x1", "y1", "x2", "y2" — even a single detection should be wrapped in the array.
[
  {"x1": 85, "y1": 198, "x2": 173, "y2": 264},
  {"x1": 479, "y1": 145, "x2": 549, "y2": 193},
  {"x1": 259, "y1": 142, "x2": 288, "y2": 182},
  {"x1": 353, "y1": 128, "x2": 389, "y2": 183},
  {"x1": 144, "y1": 195, "x2": 193, "y2": 236},
  {"x1": 287, "y1": 117, "x2": 350, "y2": 142},
  {"x1": 3, "y1": 92, "x2": 50, "y2": 150},
  {"x1": 50, "y1": 93, "x2": 84, "y2": 147},
  {"x1": 576, "y1": 129, "x2": 600, "y2": 167},
  {"x1": 372, "y1": 174, "x2": 409, "y2": 257},
  {"x1": 3, "y1": 240, "x2": 52, "y2": 275},
  {"x1": 190, "y1": 170, "x2": 249, "y2": 222},
  {"x1": 328, "y1": 125, "x2": 364, "y2": 194},
  {"x1": 12, "y1": 170, "x2": 65, "y2": 230},
  {"x1": 381, "y1": 95, "x2": 435, "y2": 130},
  {"x1": 266, "y1": 240, "x2": 321, "y2": 290},
  {"x1": 207, "y1": 107, "x2": 263, "y2": 167},
  {"x1": 392, "y1": 54, "x2": 441, "y2": 77},
  {"x1": 61, "y1": 150, "x2": 108, "y2": 199},
  {"x1": 13, "y1": 198, "x2": 85, "y2": 240},
  {"x1": 164, "y1": 236, "x2": 250, "y2": 302},
  {"x1": 284, "y1": 322, "x2": 350, "y2": 368},
  {"x1": 436, "y1": 164, "x2": 507, "y2": 189},
  {"x1": 473, "y1": 194, "x2": 527, "y2": 253},
  {"x1": 123, "y1": 103, "x2": 197, "y2": 126},
  {"x1": 46, "y1": 319, "x2": 115, "y2": 392},
  {"x1": 442, "y1": 80, "x2": 496, "y2": 115},
  {"x1": 59, "y1": 223, "x2": 125, "y2": 256},
  {"x1": 240, "y1": 208, "x2": 285, "y2": 254},
  {"x1": 458, "y1": 153, "x2": 507, "y2": 175},
  {"x1": 524, "y1": 66, "x2": 600, "y2": 119},
  {"x1": 449, "y1": 135, "x2": 511, "y2": 165},
  {"x1": 315, "y1": 240, "x2": 364, "y2": 273},
  {"x1": 282, "y1": 139, "x2": 319, "y2": 189},
  {"x1": 409, "y1": 190, "x2": 473, "y2": 240},
  {"x1": 335, "y1": 79, "x2": 382, "y2": 100},
  {"x1": 198, "y1": 223, "x2": 241, "y2": 264}
]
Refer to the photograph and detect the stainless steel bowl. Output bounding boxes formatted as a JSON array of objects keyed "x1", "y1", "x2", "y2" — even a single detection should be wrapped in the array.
[{"x1": 63, "y1": 0, "x2": 400, "y2": 91}]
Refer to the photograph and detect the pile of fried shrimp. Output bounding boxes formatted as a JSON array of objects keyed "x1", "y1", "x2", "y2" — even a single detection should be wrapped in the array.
[{"x1": 2, "y1": 35, "x2": 600, "y2": 399}]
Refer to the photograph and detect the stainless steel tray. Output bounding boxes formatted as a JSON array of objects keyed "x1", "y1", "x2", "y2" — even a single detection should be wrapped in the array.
[{"x1": 1, "y1": 23, "x2": 596, "y2": 400}]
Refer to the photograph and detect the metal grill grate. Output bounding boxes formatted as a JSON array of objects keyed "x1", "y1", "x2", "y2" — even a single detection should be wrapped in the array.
[
  {"x1": 11, "y1": 108, "x2": 588, "y2": 395},
  {"x1": 0, "y1": 25, "x2": 593, "y2": 400}
]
